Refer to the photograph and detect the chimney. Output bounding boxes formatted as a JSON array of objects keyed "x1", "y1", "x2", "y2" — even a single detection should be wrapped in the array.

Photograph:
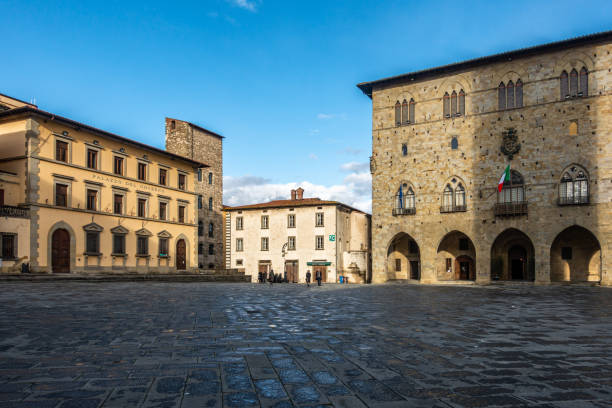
[
  {"x1": 290, "y1": 189, "x2": 296, "y2": 200},
  {"x1": 296, "y1": 187, "x2": 304, "y2": 200}
]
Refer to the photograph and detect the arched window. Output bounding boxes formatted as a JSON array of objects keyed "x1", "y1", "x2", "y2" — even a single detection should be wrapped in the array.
[
  {"x1": 208, "y1": 197, "x2": 213, "y2": 210},
  {"x1": 450, "y1": 91, "x2": 457, "y2": 117},
  {"x1": 498, "y1": 82, "x2": 506, "y2": 110},
  {"x1": 443, "y1": 93, "x2": 450, "y2": 118},
  {"x1": 442, "y1": 185, "x2": 453, "y2": 209},
  {"x1": 498, "y1": 170, "x2": 525, "y2": 204},
  {"x1": 208, "y1": 172, "x2": 213, "y2": 185},
  {"x1": 198, "y1": 221, "x2": 203, "y2": 236},
  {"x1": 560, "y1": 71, "x2": 569, "y2": 99},
  {"x1": 401, "y1": 99, "x2": 408, "y2": 124},
  {"x1": 409, "y1": 98, "x2": 415, "y2": 124},
  {"x1": 395, "y1": 101, "x2": 401, "y2": 126},
  {"x1": 569, "y1": 69, "x2": 578, "y2": 97},
  {"x1": 579, "y1": 67, "x2": 588, "y2": 96},
  {"x1": 451, "y1": 137, "x2": 458, "y2": 150},
  {"x1": 406, "y1": 187, "x2": 415, "y2": 209},
  {"x1": 394, "y1": 184, "x2": 415, "y2": 215},
  {"x1": 515, "y1": 79, "x2": 523, "y2": 108},
  {"x1": 458, "y1": 89, "x2": 465, "y2": 116},
  {"x1": 208, "y1": 222, "x2": 214, "y2": 237},
  {"x1": 455, "y1": 184, "x2": 466, "y2": 208},
  {"x1": 506, "y1": 81, "x2": 515, "y2": 109},
  {"x1": 401, "y1": 143, "x2": 408, "y2": 156},
  {"x1": 559, "y1": 166, "x2": 589, "y2": 205}
]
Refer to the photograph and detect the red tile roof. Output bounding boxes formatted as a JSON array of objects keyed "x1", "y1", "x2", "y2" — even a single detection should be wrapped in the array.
[{"x1": 225, "y1": 198, "x2": 366, "y2": 214}]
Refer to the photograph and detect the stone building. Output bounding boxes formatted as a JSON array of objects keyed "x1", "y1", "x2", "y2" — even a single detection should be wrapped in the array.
[
  {"x1": 165, "y1": 118, "x2": 224, "y2": 269},
  {"x1": 225, "y1": 188, "x2": 371, "y2": 283},
  {"x1": 357, "y1": 31, "x2": 611, "y2": 285},
  {"x1": 0, "y1": 96, "x2": 205, "y2": 273}
]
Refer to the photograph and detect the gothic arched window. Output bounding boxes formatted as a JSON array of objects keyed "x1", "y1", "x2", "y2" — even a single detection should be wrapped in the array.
[
  {"x1": 458, "y1": 89, "x2": 465, "y2": 116},
  {"x1": 560, "y1": 71, "x2": 569, "y2": 99},
  {"x1": 409, "y1": 98, "x2": 415, "y2": 124},
  {"x1": 506, "y1": 81, "x2": 515, "y2": 109},
  {"x1": 579, "y1": 67, "x2": 588, "y2": 96},
  {"x1": 515, "y1": 79, "x2": 523, "y2": 108},
  {"x1": 498, "y1": 82, "x2": 506, "y2": 110},
  {"x1": 451, "y1": 137, "x2": 458, "y2": 150},
  {"x1": 442, "y1": 185, "x2": 453, "y2": 210},
  {"x1": 401, "y1": 143, "x2": 408, "y2": 156},
  {"x1": 498, "y1": 170, "x2": 525, "y2": 204},
  {"x1": 401, "y1": 99, "x2": 408, "y2": 124},
  {"x1": 559, "y1": 166, "x2": 589, "y2": 205},
  {"x1": 394, "y1": 184, "x2": 415, "y2": 215},
  {"x1": 569, "y1": 69, "x2": 578, "y2": 97},
  {"x1": 450, "y1": 91, "x2": 458, "y2": 117},
  {"x1": 395, "y1": 101, "x2": 401, "y2": 126},
  {"x1": 443, "y1": 93, "x2": 450, "y2": 118},
  {"x1": 455, "y1": 184, "x2": 466, "y2": 208}
]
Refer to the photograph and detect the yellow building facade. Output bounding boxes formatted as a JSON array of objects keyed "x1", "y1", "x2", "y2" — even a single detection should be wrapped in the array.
[{"x1": 0, "y1": 99, "x2": 204, "y2": 274}]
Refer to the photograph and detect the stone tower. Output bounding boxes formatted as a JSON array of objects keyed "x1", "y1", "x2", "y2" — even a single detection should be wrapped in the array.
[{"x1": 165, "y1": 118, "x2": 224, "y2": 269}]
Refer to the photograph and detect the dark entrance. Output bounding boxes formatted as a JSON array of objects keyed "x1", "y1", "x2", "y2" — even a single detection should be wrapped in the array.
[
  {"x1": 409, "y1": 261, "x2": 419, "y2": 280},
  {"x1": 176, "y1": 239, "x2": 186, "y2": 270},
  {"x1": 51, "y1": 228, "x2": 70, "y2": 273},
  {"x1": 459, "y1": 262, "x2": 469, "y2": 280},
  {"x1": 313, "y1": 265, "x2": 327, "y2": 282},
  {"x1": 509, "y1": 245, "x2": 526, "y2": 280},
  {"x1": 285, "y1": 260, "x2": 298, "y2": 283}
]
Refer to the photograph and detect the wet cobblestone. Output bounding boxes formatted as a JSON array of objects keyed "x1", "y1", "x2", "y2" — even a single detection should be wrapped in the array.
[{"x1": 0, "y1": 282, "x2": 610, "y2": 407}]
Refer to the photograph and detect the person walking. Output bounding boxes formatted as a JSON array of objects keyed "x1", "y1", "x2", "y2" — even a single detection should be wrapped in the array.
[
  {"x1": 315, "y1": 269, "x2": 322, "y2": 286},
  {"x1": 305, "y1": 270, "x2": 311, "y2": 287},
  {"x1": 269, "y1": 269, "x2": 274, "y2": 286}
]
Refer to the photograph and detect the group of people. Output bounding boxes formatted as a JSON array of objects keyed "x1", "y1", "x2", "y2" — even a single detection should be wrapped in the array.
[{"x1": 256, "y1": 269, "x2": 323, "y2": 286}]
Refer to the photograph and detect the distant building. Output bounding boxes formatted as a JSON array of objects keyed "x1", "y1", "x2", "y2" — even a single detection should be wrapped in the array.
[
  {"x1": 0, "y1": 94, "x2": 205, "y2": 273},
  {"x1": 225, "y1": 188, "x2": 371, "y2": 283},
  {"x1": 358, "y1": 31, "x2": 611, "y2": 285}
]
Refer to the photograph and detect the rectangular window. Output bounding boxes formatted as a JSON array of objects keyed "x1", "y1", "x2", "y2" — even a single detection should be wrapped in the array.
[
  {"x1": 288, "y1": 214, "x2": 296, "y2": 228},
  {"x1": 198, "y1": 195, "x2": 202, "y2": 209},
  {"x1": 138, "y1": 162, "x2": 147, "y2": 181},
  {"x1": 178, "y1": 174, "x2": 186, "y2": 190},
  {"x1": 561, "y1": 247, "x2": 572, "y2": 260},
  {"x1": 113, "y1": 194, "x2": 123, "y2": 215},
  {"x1": 261, "y1": 215, "x2": 269, "y2": 229},
  {"x1": 395, "y1": 258, "x2": 401, "y2": 272},
  {"x1": 113, "y1": 234, "x2": 125, "y2": 254},
  {"x1": 55, "y1": 184, "x2": 68, "y2": 207},
  {"x1": 236, "y1": 238, "x2": 243, "y2": 252},
  {"x1": 159, "y1": 202, "x2": 167, "y2": 220},
  {"x1": 86, "y1": 232, "x2": 99, "y2": 254},
  {"x1": 236, "y1": 217, "x2": 243, "y2": 230},
  {"x1": 261, "y1": 237, "x2": 269, "y2": 251},
  {"x1": 137, "y1": 236, "x2": 148, "y2": 256},
  {"x1": 208, "y1": 197, "x2": 213, "y2": 210},
  {"x1": 316, "y1": 212, "x2": 324, "y2": 227},
  {"x1": 113, "y1": 156, "x2": 124, "y2": 175},
  {"x1": 198, "y1": 243, "x2": 203, "y2": 255},
  {"x1": 459, "y1": 238, "x2": 469, "y2": 251},
  {"x1": 208, "y1": 172, "x2": 213, "y2": 185},
  {"x1": 197, "y1": 168, "x2": 202, "y2": 182},
  {"x1": 208, "y1": 244, "x2": 214, "y2": 255},
  {"x1": 159, "y1": 168, "x2": 167, "y2": 185},
  {"x1": 1, "y1": 234, "x2": 16, "y2": 259},
  {"x1": 159, "y1": 238, "x2": 168, "y2": 256},
  {"x1": 86, "y1": 189, "x2": 97, "y2": 211},
  {"x1": 288, "y1": 236, "x2": 296, "y2": 250},
  {"x1": 316, "y1": 235, "x2": 324, "y2": 250},
  {"x1": 137, "y1": 198, "x2": 147, "y2": 218},
  {"x1": 56, "y1": 140, "x2": 68, "y2": 162},
  {"x1": 178, "y1": 205, "x2": 185, "y2": 223},
  {"x1": 87, "y1": 149, "x2": 97, "y2": 169},
  {"x1": 236, "y1": 259, "x2": 243, "y2": 266}
]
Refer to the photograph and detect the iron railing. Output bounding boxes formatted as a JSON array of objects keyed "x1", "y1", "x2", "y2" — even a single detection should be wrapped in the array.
[
  {"x1": 0, "y1": 205, "x2": 29, "y2": 218},
  {"x1": 392, "y1": 207, "x2": 416, "y2": 216},
  {"x1": 558, "y1": 195, "x2": 589, "y2": 206},
  {"x1": 494, "y1": 201, "x2": 528, "y2": 217},
  {"x1": 440, "y1": 204, "x2": 467, "y2": 213}
]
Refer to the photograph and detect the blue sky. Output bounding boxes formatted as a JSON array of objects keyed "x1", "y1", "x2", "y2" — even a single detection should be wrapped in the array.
[{"x1": 2, "y1": 0, "x2": 611, "y2": 212}]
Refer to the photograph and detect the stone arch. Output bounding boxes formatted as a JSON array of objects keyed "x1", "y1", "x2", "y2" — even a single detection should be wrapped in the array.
[
  {"x1": 386, "y1": 232, "x2": 421, "y2": 281},
  {"x1": 437, "y1": 76, "x2": 471, "y2": 97},
  {"x1": 47, "y1": 221, "x2": 77, "y2": 273},
  {"x1": 436, "y1": 230, "x2": 476, "y2": 281},
  {"x1": 554, "y1": 50, "x2": 595, "y2": 76},
  {"x1": 174, "y1": 233, "x2": 191, "y2": 269},
  {"x1": 490, "y1": 228, "x2": 535, "y2": 281},
  {"x1": 550, "y1": 225, "x2": 601, "y2": 283},
  {"x1": 497, "y1": 69, "x2": 527, "y2": 86}
]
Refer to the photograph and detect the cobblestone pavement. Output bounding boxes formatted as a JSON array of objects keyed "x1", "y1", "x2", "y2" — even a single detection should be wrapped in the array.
[{"x1": 0, "y1": 282, "x2": 611, "y2": 408}]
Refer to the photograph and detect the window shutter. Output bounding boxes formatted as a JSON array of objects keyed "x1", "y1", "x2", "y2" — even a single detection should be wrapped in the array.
[
  {"x1": 560, "y1": 71, "x2": 569, "y2": 99},
  {"x1": 507, "y1": 81, "x2": 514, "y2": 109},
  {"x1": 579, "y1": 67, "x2": 588, "y2": 96},
  {"x1": 515, "y1": 79, "x2": 523, "y2": 108},
  {"x1": 569, "y1": 69, "x2": 578, "y2": 97},
  {"x1": 498, "y1": 83, "x2": 506, "y2": 110}
]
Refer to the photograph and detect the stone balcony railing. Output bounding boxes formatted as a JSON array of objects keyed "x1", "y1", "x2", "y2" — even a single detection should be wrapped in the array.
[
  {"x1": 392, "y1": 207, "x2": 416, "y2": 216},
  {"x1": 558, "y1": 195, "x2": 589, "y2": 206},
  {"x1": 494, "y1": 202, "x2": 528, "y2": 217},
  {"x1": 0, "y1": 205, "x2": 29, "y2": 218},
  {"x1": 440, "y1": 204, "x2": 467, "y2": 213}
]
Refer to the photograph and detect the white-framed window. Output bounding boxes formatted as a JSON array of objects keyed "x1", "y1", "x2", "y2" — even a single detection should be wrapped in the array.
[
  {"x1": 315, "y1": 235, "x2": 324, "y2": 250},
  {"x1": 288, "y1": 214, "x2": 296, "y2": 228},
  {"x1": 261, "y1": 237, "x2": 269, "y2": 251},
  {"x1": 236, "y1": 216, "x2": 243, "y2": 230},
  {"x1": 315, "y1": 212, "x2": 324, "y2": 227},
  {"x1": 261, "y1": 215, "x2": 269, "y2": 229},
  {"x1": 288, "y1": 236, "x2": 296, "y2": 250},
  {"x1": 236, "y1": 238, "x2": 244, "y2": 252}
]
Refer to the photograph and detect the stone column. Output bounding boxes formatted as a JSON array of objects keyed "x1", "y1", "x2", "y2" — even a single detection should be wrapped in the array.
[
  {"x1": 535, "y1": 243, "x2": 551, "y2": 284},
  {"x1": 419, "y1": 246, "x2": 437, "y2": 284},
  {"x1": 475, "y1": 244, "x2": 491, "y2": 284}
]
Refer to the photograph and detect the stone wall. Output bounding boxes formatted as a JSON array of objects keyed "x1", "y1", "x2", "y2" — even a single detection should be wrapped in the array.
[{"x1": 368, "y1": 40, "x2": 611, "y2": 285}]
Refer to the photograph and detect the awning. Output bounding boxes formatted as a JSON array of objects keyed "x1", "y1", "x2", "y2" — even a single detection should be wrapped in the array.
[{"x1": 307, "y1": 261, "x2": 331, "y2": 266}]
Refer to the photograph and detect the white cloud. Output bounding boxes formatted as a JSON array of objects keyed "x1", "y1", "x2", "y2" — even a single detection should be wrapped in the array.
[
  {"x1": 227, "y1": 0, "x2": 259, "y2": 12},
  {"x1": 340, "y1": 161, "x2": 369, "y2": 172},
  {"x1": 224, "y1": 169, "x2": 372, "y2": 213},
  {"x1": 308, "y1": 153, "x2": 318, "y2": 160}
]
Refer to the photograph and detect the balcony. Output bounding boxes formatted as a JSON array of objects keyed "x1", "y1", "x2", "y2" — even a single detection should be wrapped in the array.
[
  {"x1": 392, "y1": 207, "x2": 416, "y2": 216},
  {"x1": 0, "y1": 205, "x2": 29, "y2": 218},
  {"x1": 558, "y1": 195, "x2": 589, "y2": 206},
  {"x1": 494, "y1": 202, "x2": 528, "y2": 217},
  {"x1": 440, "y1": 205, "x2": 467, "y2": 213}
]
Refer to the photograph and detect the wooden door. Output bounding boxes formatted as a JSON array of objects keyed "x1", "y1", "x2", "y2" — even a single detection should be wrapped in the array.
[
  {"x1": 286, "y1": 261, "x2": 298, "y2": 283},
  {"x1": 0, "y1": 189, "x2": 4, "y2": 206},
  {"x1": 409, "y1": 261, "x2": 419, "y2": 280},
  {"x1": 51, "y1": 229, "x2": 70, "y2": 273},
  {"x1": 314, "y1": 266, "x2": 327, "y2": 282},
  {"x1": 176, "y1": 239, "x2": 186, "y2": 270}
]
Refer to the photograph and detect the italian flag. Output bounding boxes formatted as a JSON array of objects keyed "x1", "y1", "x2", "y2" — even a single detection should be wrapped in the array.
[{"x1": 498, "y1": 165, "x2": 510, "y2": 192}]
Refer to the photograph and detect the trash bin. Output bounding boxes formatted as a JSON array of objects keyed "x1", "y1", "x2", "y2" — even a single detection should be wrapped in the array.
[{"x1": 339, "y1": 276, "x2": 344, "y2": 283}]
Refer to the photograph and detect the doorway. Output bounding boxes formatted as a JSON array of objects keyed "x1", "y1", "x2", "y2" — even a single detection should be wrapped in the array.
[
  {"x1": 409, "y1": 261, "x2": 419, "y2": 280},
  {"x1": 313, "y1": 265, "x2": 327, "y2": 282},
  {"x1": 51, "y1": 228, "x2": 70, "y2": 273},
  {"x1": 176, "y1": 239, "x2": 186, "y2": 270},
  {"x1": 285, "y1": 260, "x2": 298, "y2": 283},
  {"x1": 509, "y1": 245, "x2": 527, "y2": 280}
]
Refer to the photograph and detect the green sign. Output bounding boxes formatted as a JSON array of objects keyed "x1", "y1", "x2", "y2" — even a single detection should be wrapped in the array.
[{"x1": 329, "y1": 234, "x2": 335, "y2": 242}]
